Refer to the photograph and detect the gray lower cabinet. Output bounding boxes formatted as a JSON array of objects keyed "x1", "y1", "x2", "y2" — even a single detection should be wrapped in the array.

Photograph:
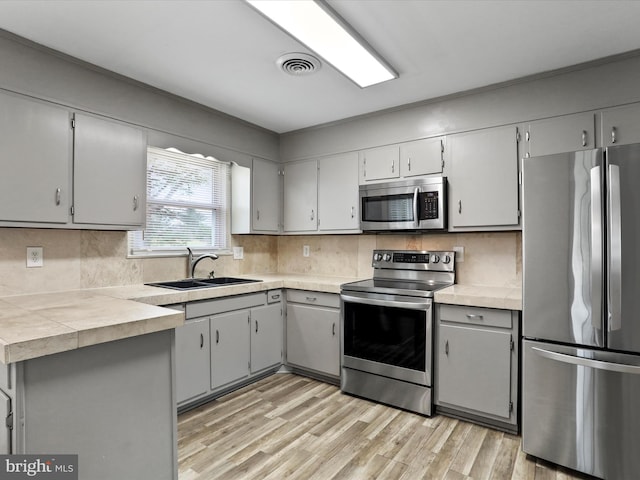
[
  {"x1": 175, "y1": 317, "x2": 209, "y2": 404},
  {"x1": 177, "y1": 290, "x2": 283, "y2": 410},
  {"x1": 2, "y1": 331, "x2": 177, "y2": 479},
  {"x1": 211, "y1": 309, "x2": 250, "y2": 389},
  {"x1": 251, "y1": 301, "x2": 284, "y2": 373},
  {"x1": 435, "y1": 304, "x2": 519, "y2": 433},
  {"x1": 286, "y1": 290, "x2": 340, "y2": 380}
]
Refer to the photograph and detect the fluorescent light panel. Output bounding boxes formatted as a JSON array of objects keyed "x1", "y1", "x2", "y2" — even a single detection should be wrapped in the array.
[{"x1": 247, "y1": 0, "x2": 397, "y2": 88}]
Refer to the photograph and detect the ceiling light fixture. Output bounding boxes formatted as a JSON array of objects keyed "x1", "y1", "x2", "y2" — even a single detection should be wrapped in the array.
[{"x1": 246, "y1": 0, "x2": 397, "y2": 88}]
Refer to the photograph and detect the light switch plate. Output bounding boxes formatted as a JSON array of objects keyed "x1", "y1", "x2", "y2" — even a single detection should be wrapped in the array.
[
  {"x1": 27, "y1": 247, "x2": 44, "y2": 268},
  {"x1": 453, "y1": 246, "x2": 464, "y2": 262},
  {"x1": 233, "y1": 246, "x2": 244, "y2": 260},
  {"x1": 303, "y1": 245, "x2": 310, "y2": 257}
]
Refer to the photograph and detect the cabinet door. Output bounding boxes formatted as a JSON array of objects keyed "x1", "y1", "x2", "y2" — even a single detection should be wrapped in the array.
[
  {"x1": 400, "y1": 137, "x2": 443, "y2": 177},
  {"x1": 526, "y1": 112, "x2": 595, "y2": 157},
  {"x1": 318, "y1": 152, "x2": 359, "y2": 231},
  {"x1": 359, "y1": 145, "x2": 400, "y2": 182},
  {"x1": 448, "y1": 125, "x2": 519, "y2": 228},
  {"x1": 286, "y1": 303, "x2": 339, "y2": 376},
  {"x1": 438, "y1": 324, "x2": 512, "y2": 418},
  {"x1": 251, "y1": 303, "x2": 283, "y2": 373},
  {"x1": 73, "y1": 113, "x2": 146, "y2": 226},
  {"x1": 0, "y1": 390, "x2": 10, "y2": 454},
  {"x1": 283, "y1": 160, "x2": 318, "y2": 232},
  {"x1": 175, "y1": 318, "x2": 209, "y2": 404},
  {"x1": 252, "y1": 157, "x2": 280, "y2": 232},
  {"x1": 0, "y1": 92, "x2": 70, "y2": 223},
  {"x1": 210, "y1": 310, "x2": 249, "y2": 389},
  {"x1": 602, "y1": 102, "x2": 640, "y2": 147}
]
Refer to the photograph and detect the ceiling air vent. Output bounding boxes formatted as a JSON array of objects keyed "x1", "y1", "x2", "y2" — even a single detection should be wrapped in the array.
[{"x1": 276, "y1": 53, "x2": 321, "y2": 76}]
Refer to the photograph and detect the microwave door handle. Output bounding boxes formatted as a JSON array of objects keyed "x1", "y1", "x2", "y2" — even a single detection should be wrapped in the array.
[{"x1": 413, "y1": 187, "x2": 420, "y2": 227}]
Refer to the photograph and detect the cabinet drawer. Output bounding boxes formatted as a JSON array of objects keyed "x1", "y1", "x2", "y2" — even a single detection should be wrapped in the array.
[
  {"x1": 439, "y1": 304, "x2": 512, "y2": 329},
  {"x1": 286, "y1": 290, "x2": 339, "y2": 309},
  {"x1": 267, "y1": 290, "x2": 283, "y2": 304},
  {"x1": 187, "y1": 293, "x2": 265, "y2": 319}
]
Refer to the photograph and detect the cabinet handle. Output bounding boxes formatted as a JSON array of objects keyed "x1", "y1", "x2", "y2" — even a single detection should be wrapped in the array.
[
  {"x1": 332, "y1": 322, "x2": 336, "y2": 336},
  {"x1": 466, "y1": 314, "x2": 484, "y2": 321},
  {"x1": 407, "y1": 157, "x2": 411, "y2": 171},
  {"x1": 458, "y1": 200, "x2": 462, "y2": 214},
  {"x1": 255, "y1": 320, "x2": 259, "y2": 333},
  {"x1": 351, "y1": 206, "x2": 355, "y2": 219},
  {"x1": 55, "y1": 188, "x2": 61, "y2": 206},
  {"x1": 581, "y1": 130, "x2": 588, "y2": 147},
  {"x1": 445, "y1": 340, "x2": 449, "y2": 356},
  {"x1": 611, "y1": 126, "x2": 617, "y2": 144},
  {"x1": 200, "y1": 333, "x2": 204, "y2": 349},
  {"x1": 216, "y1": 330, "x2": 220, "y2": 344},
  {"x1": 271, "y1": 294, "x2": 280, "y2": 301},
  {"x1": 306, "y1": 296, "x2": 317, "y2": 302},
  {"x1": 133, "y1": 195, "x2": 139, "y2": 211},
  {"x1": 391, "y1": 159, "x2": 395, "y2": 173},
  {"x1": 311, "y1": 209, "x2": 315, "y2": 221},
  {"x1": 257, "y1": 209, "x2": 260, "y2": 220}
]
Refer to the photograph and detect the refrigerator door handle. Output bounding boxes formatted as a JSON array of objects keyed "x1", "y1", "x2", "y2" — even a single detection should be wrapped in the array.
[
  {"x1": 608, "y1": 164, "x2": 622, "y2": 331},
  {"x1": 590, "y1": 166, "x2": 603, "y2": 329},
  {"x1": 532, "y1": 347, "x2": 640, "y2": 374}
]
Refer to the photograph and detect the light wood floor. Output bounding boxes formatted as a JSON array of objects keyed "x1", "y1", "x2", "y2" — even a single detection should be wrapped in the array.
[{"x1": 178, "y1": 374, "x2": 593, "y2": 480}]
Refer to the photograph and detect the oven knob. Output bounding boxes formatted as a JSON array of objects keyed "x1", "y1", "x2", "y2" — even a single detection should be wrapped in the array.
[
  {"x1": 431, "y1": 254, "x2": 440, "y2": 263},
  {"x1": 383, "y1": 253, "x2": 392, "y2": 262},
  {"x1": 442, "y1": 255, "x2": 451, "y2": 264},
  {"x1": 373, "y1": 253, "x2": 383, "y2": 262}
]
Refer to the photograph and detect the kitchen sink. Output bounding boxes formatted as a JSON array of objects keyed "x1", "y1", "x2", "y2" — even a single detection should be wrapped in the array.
[{"x1": 146, "y1": 277, "x2": 262, "y2": 290}]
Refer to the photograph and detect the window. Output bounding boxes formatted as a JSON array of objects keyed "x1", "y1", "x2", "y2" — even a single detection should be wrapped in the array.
[{"x1": 128, "y1": 147, "x2": 231, "y2": 256}]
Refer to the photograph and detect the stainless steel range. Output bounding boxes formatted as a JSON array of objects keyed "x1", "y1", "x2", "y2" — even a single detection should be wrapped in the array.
[{"x1": 340, "y1": 249, "x2": 455, "y2": 415}]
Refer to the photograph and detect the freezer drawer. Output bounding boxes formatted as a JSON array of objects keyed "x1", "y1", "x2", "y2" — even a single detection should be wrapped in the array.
[{"x1": 523, "y1": 340, "x2": 640, "y2": 480}]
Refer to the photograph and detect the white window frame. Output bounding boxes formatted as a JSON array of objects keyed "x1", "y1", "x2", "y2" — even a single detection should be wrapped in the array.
[{"x1": 128, "y1": 147, "x2": 231, "y2": 257}]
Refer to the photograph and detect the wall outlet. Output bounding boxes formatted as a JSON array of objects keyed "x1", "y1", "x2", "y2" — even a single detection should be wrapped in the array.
[
  {"x1": 303, "y1": 245, "x2": 310, "y2": 257},
  {"x1": 453, "y1": 246, "x2": 464, "y2": 262},
  {"x1": 27, "y1": 247, "x2": 44, "y2": 268},
  {"x1": 233, "y1": 246, "x2": 244, "y2": 260}
]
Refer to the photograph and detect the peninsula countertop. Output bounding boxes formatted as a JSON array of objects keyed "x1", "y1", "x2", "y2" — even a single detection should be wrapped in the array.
[{"x1": 0, "y1": 273, "x2": 522, "y2": 364}]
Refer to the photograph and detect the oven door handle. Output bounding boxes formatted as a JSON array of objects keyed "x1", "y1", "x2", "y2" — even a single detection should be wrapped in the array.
[{"x1": 341, "y1": 293, "x2": 431, "y2": 311}]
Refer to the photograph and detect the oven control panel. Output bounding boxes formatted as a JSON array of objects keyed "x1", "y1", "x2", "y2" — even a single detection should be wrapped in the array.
[{"x1": 372, "y1": 249, "x2": 454, "y2": 271}]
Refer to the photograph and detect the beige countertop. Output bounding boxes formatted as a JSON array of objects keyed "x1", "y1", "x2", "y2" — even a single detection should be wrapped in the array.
[
  {"x1": 0, "y1": 273, "x2": 522, "y2": 364},
  {"x1": 434, "y1": 284, "x2": 522, "y2": 311}
]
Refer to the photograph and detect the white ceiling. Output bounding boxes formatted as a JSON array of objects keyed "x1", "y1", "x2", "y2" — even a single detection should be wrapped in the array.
[{"x1": 1, "y1": 1, "x2": 640, "y2": 134}]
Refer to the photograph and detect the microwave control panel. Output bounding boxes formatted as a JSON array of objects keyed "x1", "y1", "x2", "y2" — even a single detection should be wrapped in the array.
[{"x1": 419, "y1": 191, "x2": 439, "y2": 220}]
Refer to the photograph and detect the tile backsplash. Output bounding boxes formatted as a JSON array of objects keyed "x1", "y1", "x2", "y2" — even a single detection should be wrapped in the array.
[{"x1": 0, "y1": 228, "x2": 520, "y2": 295}]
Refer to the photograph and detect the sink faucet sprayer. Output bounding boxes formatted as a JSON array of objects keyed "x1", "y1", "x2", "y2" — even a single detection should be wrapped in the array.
[{"x1": 187, "y1": 247, "x2": 219, "y2": 278}]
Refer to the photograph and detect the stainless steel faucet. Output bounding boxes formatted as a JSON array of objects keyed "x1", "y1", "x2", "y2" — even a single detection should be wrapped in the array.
[{"x1": 187, "y1": 247, "x2": 219, "y2": 278}]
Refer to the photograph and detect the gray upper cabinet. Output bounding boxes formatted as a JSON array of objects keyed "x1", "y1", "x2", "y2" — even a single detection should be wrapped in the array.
[
  {"x1": 283, "y1": 159, "x2": 318, "y2": 232},
  {"x1": 446, "y1": 125, "x2": 520, "y2": 229},
  {"x1": 252, "y1": 158, "x2": 281, "y2": 232},
  {"x1": 359, "y1": 145, "x2": 400, "y2": 182},
  {"x1": 601, "y1": 102, "x2": 640, "y2": 147},
  {"x1": 73, "y1": 113, "x2": 146, "y2": 227},
  {"x1": 0, "y1": 91, "x2": 71, "y2": 224},
  {"x1": 318, "y1": 152, "x2": 360, "y2": 232},
  {"x1": 525, "y1": 112, "x2": 595, "y2": 158},
  {"x1": 399, "y1": 137, "x2": 444, "y2": 177}
]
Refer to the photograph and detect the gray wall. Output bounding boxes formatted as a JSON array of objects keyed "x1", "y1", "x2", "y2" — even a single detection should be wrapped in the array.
[
  {"x1": 280, "y1": 52, "x2": 640, "y2": 161},
  {"x1": 0, "y1": 30, "x2": 279, "y2": 166}
]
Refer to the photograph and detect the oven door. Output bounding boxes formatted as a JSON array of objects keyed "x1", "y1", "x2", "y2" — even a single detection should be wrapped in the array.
[{"x1": 341, "y1": 290, "x2": 432, "y2": 386}]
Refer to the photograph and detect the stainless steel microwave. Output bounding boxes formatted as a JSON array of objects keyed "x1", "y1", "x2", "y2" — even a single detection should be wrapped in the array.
[{"x1": 359, "y1": 177, "x2": 447, "y2": 232}]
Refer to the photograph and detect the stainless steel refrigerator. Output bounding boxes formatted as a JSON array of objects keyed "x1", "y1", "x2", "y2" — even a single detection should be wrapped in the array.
[{"x1": 522, "y1": 143, "x2": 640, "y2": 480}]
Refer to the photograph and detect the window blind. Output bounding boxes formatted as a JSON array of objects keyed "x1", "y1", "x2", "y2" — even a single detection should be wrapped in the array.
[{"x1": 129, "y1": 147, "x2": 230, "y2": 255}]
